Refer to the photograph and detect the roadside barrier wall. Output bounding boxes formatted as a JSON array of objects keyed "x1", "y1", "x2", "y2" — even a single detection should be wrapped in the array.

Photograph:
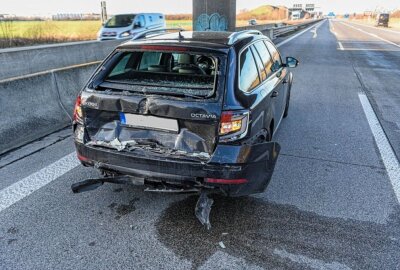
[{"x1": 0, "y1": 63, "x2": 98, "y2": 154}]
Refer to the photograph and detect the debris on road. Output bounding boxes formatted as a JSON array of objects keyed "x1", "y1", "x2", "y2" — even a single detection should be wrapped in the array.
[
  {"x1": 219, "y1": 241, "x2": 226, "y2": 249},
  {"x1": 195, "y1": 191, "x2": 214, "y2": 230}
]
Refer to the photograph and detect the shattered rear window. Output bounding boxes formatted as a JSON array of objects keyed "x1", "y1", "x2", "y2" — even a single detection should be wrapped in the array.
[{"x1": 102, "y1": 50, "x2": 220, "y2": 98}]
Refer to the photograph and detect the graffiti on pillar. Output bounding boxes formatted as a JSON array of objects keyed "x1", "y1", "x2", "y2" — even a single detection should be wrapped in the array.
[{"x1": 195, "y1": 13, "x2": 228, "y2": 31}]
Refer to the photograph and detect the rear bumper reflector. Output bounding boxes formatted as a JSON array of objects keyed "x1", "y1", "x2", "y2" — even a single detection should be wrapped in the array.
[
  {"x1": 204, "y1": 178, "x2": 248, "y2": 185},
  {"x1": 77, "y1": 153, "x2": 90, "y2": 162}
]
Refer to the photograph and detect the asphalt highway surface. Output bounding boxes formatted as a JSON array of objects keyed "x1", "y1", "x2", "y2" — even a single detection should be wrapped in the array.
[{"x1": 1, "y1": 20, "x2": 400, "y2": 269}]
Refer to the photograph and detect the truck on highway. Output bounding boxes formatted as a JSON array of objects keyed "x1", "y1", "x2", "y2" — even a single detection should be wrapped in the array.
[
  {"x1": 376, "y1": 13, "x2": 389, "y2": 27},
  {"x1": 291, "y1": 11, "x2": 301, "y2": 20},
  {"x1": 97, "y1": 13, "x2": 166, "y2": 41},
  {"x1": 326, "y1": 12, "x2": 336, "y2": 19}
]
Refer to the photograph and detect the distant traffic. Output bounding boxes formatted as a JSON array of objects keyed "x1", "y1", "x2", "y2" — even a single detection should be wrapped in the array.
[{"x1": 97, "y1": 13, "x2": 166, "y2": 41}]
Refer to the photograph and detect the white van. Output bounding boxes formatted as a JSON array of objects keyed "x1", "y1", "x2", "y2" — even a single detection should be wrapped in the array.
[
  {"x1": 97, "y1": 13, "x2": 166, "y2": 41},
  {"x1": 291, "y1": 11, "x2": 301, "y2": 20}
]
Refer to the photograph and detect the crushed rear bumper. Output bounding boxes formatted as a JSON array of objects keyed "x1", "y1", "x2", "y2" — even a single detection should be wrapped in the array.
[{"x1": 75, "y1": 141, "x2": 280, "y2": 197}]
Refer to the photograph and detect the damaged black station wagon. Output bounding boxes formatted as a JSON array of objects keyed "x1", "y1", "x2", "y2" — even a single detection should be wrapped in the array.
[{"x1": 72, "y1": 29, "x2": 298, "y2": 226}]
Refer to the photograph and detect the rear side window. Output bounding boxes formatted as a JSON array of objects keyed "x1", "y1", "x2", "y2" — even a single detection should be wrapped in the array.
[
  {"x1": 102, "y1": 51, "x2": 220, "y2": 98},
  {"x1": 264, "y1": 41, "x2": 282, "y2": 73},
  {"x1": 252, "y1": 41, "x2": 273, "y2": 81},
  {"x1": 239, "y1": 47, "x2": 260, "y2": 92},
  {"x1": 109, "y1": 54, "x2": 131, "y2": 76}
]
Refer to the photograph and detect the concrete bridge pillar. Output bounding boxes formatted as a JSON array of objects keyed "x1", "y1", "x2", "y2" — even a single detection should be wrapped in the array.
[{"x1": 192, "y1": 0, "x2": 236, "y2": 31}]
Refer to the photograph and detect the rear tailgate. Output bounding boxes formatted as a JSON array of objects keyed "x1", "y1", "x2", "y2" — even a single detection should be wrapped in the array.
[
  {"x1": 82, "y1": 91, "x2": 223, "y2": 160},
  {"x1": 80, "y1": 47, "x2": 228, "y2": 161}
]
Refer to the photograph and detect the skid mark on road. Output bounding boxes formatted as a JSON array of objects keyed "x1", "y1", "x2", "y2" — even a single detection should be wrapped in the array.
[
  {"x1": 358, "y1": 93, "x2": 400, "y2": 203},
  {"x1": 0, "y1": 152, "x2": 79, "y2": 212}
]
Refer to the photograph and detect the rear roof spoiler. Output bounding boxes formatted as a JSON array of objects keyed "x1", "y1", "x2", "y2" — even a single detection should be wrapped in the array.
[{"x1": 132, "y1": 28, "x2": 186, "y2": 40}]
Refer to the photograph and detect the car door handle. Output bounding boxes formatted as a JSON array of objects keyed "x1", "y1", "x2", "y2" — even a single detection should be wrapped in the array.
[{"x1": 271, "y1": 91, "x2": 279, "y2": 98}]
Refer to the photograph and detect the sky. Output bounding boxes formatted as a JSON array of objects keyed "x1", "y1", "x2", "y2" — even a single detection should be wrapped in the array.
[{"x1": 2, "y1": 0, "x2": 399, "y2": 17}]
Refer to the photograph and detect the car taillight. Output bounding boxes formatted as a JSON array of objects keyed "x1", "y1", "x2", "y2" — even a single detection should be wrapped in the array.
[
  {"x1": 73, "y1": 96, "x2": 82, "y2": 122},
  {"x1": 219, "y1": 110, "x2": 249, "y2": 140}
]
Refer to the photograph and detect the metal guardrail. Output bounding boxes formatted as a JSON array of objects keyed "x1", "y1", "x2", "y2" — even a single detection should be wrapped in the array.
[
  {"x1": 237, "y1": 19, "x2": 323, "y2": 40},
  {"x1": 269, "y1": 19, "x2": 323, "y2": 39},
  {"x1": 272, "y1": 25, "x2": 297, "y2": 38}
]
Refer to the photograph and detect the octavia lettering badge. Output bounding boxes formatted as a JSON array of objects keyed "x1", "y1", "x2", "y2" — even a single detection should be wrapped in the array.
[{"x1": 191, "y1": 113, "x2": 217, "y2": 119}]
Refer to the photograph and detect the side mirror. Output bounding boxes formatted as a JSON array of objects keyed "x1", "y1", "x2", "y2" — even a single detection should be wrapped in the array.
[
  {"x1": 134, "y1": 22, "x2": 141, "y2": 29},
  {"x1": 286, "y1": 57, "x2": 299, "y2": 68}
]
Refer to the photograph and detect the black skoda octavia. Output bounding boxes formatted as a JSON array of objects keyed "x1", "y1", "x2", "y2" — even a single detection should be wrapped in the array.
[{"x1": 72, "y1": 30, "x2": 298, "y2": 197}]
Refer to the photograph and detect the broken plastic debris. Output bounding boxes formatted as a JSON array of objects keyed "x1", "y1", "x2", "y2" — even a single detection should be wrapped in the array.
[
  {"x1": 219, "y1": 241, "x2": 226, "y2": 249},
  {"x1": 190, "y1": 152, "x2": 211, "y2": 159},
  {"x1": 110, "y1": 138, "x2": 124, "y2": 151},
  {"x1": 109, "y1": 138, "x2": 137, "y2": 151},
  {"x1": 195, "y1": 191, "x2": 214, "y2": 230},
  {"x1": 87, "y1": 139, "x2": 137, "y2": 152},
  {"x1": 221, "y1": 232, "x2": 228, "y2": 236}
]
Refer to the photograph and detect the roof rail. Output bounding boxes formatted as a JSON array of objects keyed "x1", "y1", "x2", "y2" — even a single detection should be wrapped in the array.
[
  {"x1": 227, "y1": 30, "x2": 262, "y2": 45},
  {"x1": 132, "y1": 28, "x2": 185, "y2": 40}
]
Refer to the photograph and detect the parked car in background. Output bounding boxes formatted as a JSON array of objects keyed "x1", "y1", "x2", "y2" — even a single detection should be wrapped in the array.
[
  {"x1": 248, "y1": 19, "x2": 257, "y2": 26},
  {"x1": 376, "y1": 13, "x2": 389, "y2": 27},
  {"x1": 97, "y1": 13, "x2": 166, "y2": 41}
]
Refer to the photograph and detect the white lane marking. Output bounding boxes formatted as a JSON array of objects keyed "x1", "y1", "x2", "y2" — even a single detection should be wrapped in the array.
[
  {"x1": 329, "y1": 20, "x2": 338, "y2": 35},
  {"x1": 340, "y1": 22, "x2": 400, "y2": 48},
  {"x1": 0, "y1": 152, "x2": 80, "y2": 213},
  {"x1": 338, "y1": 41, "x2": 344, "y2": 50},
  {"x1": 311, "y1": 28, "x2": 317, "y2": 38},
  {"x1": 347, "y1": 20, "x2": 400, "y2": 34},
  {"x1": 277, "y1": 19, "x2": 326, "y2": 48},
  {"x1": 274, "y1": 249, "x2": 351, "y2": 270},
  {"x1": 358, "y1": 93, "x2": 400, "y2": 204}
]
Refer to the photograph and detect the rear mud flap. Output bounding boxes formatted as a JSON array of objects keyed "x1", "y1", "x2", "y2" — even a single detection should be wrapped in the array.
[{"x1": 208, "y1": 142, "x2": 281, "y2": 197}]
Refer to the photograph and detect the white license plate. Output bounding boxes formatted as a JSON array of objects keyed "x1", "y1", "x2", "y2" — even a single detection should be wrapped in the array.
[{"x1": 120, "y1": 113, "x2": 179, "y2": 132}]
